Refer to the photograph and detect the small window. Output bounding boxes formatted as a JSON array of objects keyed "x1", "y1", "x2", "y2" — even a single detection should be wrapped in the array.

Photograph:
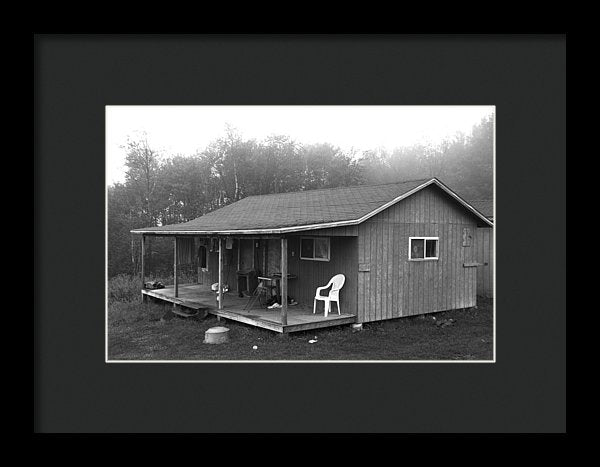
[
  {"x1": 300, "y1": 237, "x2": 330, "y2": 261},
  {"x1": 409, "y1": 237, "x2": 439, "y2": 261}
]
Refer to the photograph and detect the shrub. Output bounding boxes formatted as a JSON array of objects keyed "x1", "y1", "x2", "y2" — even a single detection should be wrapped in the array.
[
  {"x1": 108, "y1": 300, "x2": 166, "y2": 326},
  {"x1": 108, "y1": 272, "x2": 199, "y2": 304},
  {"x1": 108, "y1": 274, "x2": 142, "y2": 303}
]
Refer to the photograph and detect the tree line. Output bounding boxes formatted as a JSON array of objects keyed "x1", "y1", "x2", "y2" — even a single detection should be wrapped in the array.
[{"x1": 108, "y1": 116, "x2": 493, "y2": 277}]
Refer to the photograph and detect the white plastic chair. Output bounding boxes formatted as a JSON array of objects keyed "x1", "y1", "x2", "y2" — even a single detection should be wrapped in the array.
[{"x1": 313, "y1": 274, "x2": 346, "y2": 317}]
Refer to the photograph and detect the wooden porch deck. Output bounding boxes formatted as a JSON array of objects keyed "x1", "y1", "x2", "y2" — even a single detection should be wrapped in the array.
[{"x1": 142, "y1": 283, "x2": 356, "y2": 333}]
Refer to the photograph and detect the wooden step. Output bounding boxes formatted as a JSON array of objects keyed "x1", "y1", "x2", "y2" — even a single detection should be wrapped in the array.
[{"x1": 171, "y1": 307, "x2": 208, "y2": 318}]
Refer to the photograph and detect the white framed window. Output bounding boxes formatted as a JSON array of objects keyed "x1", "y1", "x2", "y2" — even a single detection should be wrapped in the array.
[
  {"x1": 409, "y1": 237, "x2": 439, "y2": 261},
  {"x1": 300, "y1": 237, "x2": 330, "y2": 261}
]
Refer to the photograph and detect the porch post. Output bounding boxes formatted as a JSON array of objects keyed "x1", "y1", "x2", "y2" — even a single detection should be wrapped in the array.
[
  {"x1": 140, "y1": 234, "x2": 146, "y2": 290},
  {"x1": 281, "y1": 236, "x2": 288, "y2": 326},
  {"x1": 140, "y1": 234, "x2": 146, "y2": 303},
  {"x1": 236, "y1": 237, "x2": 241, "y2": 294},
  {"x1": 262, "y1": 239, "x2": 267, "y2": 275},
  {"x1": 197, "y1": 237, "x2": 201, "y2": 284},
  {"x1": 218, "y1": 237, "x2": 224, "y2": 310},
  {"x1": 174, "y1": 237, "x2": 179, "y2": 298}
]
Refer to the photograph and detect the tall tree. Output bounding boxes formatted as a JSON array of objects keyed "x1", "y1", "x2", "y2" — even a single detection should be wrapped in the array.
[{"x1": 123, "y1": 136, "x2": 161, "y2": 226}]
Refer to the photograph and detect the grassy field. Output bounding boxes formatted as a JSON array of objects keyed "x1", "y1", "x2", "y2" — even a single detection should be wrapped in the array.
[{"x1": 107, "y1": 276, "x2": 493, "y2": 361}]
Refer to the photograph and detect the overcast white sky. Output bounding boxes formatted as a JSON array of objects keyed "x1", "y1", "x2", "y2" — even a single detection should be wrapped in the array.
[{"x1": 106, "y1": 105, "x2": 494, "y2": 186}]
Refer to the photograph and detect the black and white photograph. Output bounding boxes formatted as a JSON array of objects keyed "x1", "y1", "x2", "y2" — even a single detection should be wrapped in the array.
[{"x1": 106, "y1": 105, "x2": 495, "y2": 362}]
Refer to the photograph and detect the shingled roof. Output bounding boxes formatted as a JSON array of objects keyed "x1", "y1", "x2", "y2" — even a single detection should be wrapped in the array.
[
  {"x1": 468, "y1": 199, "x2": 493, "y2": 220},
  {"x1": 132, "y1": 178, "x2": 492, "y2": 235}
]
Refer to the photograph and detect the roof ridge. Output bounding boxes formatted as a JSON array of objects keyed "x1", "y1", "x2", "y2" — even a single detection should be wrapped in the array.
[
  {"x1": 131, "y1": 176, "x2": 494, "y2": 234},
  {"x1": 241, "y1": 178, "x2": 432, "y2": 200}
]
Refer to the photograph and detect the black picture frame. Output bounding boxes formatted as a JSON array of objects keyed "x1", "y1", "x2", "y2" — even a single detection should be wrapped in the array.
[{"x1": 34, "y1": 34, "x2": 566, "y2": 433}]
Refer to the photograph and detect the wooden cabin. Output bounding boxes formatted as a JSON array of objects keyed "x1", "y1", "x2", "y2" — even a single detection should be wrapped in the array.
[
  {"x1": 468, "y1": 199, "x2": 494, "y2": 299},
  {"x1": 131, "y1": 178, "x2": 493, "y2": 333}
]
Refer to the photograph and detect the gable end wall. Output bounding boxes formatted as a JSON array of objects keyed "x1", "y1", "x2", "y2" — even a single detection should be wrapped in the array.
[{"x1": 357, "y1": 184, "x2": 479, "y2": 323}]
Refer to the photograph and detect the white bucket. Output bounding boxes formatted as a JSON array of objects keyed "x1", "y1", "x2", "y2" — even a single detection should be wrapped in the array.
[{"x1": 204, "y1": 326, "x2": 230, "y2": 344}]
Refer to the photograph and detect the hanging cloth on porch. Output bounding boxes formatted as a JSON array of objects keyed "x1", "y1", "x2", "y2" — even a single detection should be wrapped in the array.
[
  {"x1": 176, "y1": 237, "x2": 195, "y2": 265},
  {"x1": 198, "y1": 243, "x2": 207, "y2": 269}
]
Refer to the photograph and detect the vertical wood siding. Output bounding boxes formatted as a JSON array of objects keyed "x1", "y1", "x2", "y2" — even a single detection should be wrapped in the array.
[
  {"x1": 196, "y1": 238, "x2": 216, "y2": 285},
  {"x1": 475, "y1": 227, "x2": 494, "y2": 298},
  {"x1": 356, "y1": 185, "x2": 479, "y2": 323},
  {"x1": 266, "y1": 239, "x2": 281, "y2": 275},
  {"x1": 203, "y1": 236, "x2": 359, "y2": 314},
  {"x1": 204, "y1": 239, "x2": 237, "y2": 286},
  {"x1": 238, "y1": 238, "x2": 254, "y2": 270},
  {"x1": 284, "y1": 236, "x2": 358, "y2": 315}
]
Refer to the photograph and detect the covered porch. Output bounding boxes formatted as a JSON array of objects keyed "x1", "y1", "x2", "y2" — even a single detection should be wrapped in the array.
[
  {"x1": 138, "y1": 233, "x2": 357, "y2": 333},
  {"x1": 142, "y1": 283, "x2": 355, "y2": 333}
]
